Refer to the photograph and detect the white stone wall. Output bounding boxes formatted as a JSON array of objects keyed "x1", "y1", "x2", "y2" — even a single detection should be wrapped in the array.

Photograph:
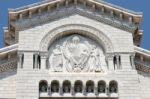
[
  {"x1": 0, "y1": 70, "x2": 16, "y2": 99},
  {"x1": 16, "y1": 69, "x2": 141, "y2": 99},
  {"x1": 138, "y1": 71, "x2": 150, "y2": 99},
  {"x1": 19, "y1": 14, "x2": 134, "y2": 52},
  {"x1": 16, "y1": 14, "x2": 141, "y2": 99}
]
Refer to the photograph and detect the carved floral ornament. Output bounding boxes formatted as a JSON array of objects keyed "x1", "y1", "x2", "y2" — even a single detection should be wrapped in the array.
[{"x1": 39, "y1": 24, "x2": 114, "y2": 72}]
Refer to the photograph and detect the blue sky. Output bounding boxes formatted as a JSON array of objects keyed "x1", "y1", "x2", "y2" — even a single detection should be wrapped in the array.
[{"x1": 0, "y1": 0, "x2": 149, "y2": 50}]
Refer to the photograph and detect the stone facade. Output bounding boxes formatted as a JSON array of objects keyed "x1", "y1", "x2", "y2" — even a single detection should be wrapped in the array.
[{"x1": 0, "y1": 0, "x2": 150, "y2": 99}]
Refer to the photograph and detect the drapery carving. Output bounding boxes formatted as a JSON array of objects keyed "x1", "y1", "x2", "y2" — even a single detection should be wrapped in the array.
[{"x1": 49, "y1": 34, "x2": 107, "y2": 72}]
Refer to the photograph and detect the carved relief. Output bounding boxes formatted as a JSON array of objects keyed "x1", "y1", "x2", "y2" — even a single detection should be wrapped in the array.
[
  {"x1": 40, "y1": 24, "x2": 114, "y2": 53},
  {"x1": 49, "y1": 34, "x2": 107, "y2": 72}
]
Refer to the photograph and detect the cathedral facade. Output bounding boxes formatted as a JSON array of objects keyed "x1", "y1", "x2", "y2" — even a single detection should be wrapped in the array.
[{"x1": 0, "y1": 0, "x2": 150, "y2": 99}]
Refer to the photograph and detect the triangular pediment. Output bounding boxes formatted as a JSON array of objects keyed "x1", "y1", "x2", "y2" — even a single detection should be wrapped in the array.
[
  {"x1": 11, "y1": 7, "x2": 135, "y2": 32},
  {"x1": 5, "y1": 0, "x2": 143, "y2": 46},
  {"x1": 9, "y1": 0, "x2": 142, "y2": 31}
]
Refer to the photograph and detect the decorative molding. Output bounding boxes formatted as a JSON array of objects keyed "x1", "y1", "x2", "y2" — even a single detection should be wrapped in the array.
[
  {"x1": 39, "y1": 24, "x2": 114, "y2": 53},
  {"x1": 12, "y1": 5, "x2": 137, "y2": 33},
  {"x1": 0, "y1": 44, "x2": 18, "y2": 55},
  {"x1": 134, "y1": 46, "x2": 150, "y2": 57},
  {"x1": 0, "y1": 58, "x2": 17, "y2": 72},
  {"x1": 9, "y1": 0, "x2": 142, "y2": 16},
  {"x1": 40, "y1": 51, "x2": 48, "y2": 58},
  {"x1": 135, "y1": 60, "x2": 150, "y2": 73}
]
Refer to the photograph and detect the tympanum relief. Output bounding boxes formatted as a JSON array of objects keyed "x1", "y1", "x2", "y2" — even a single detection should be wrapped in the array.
[{"x1": 49, "y1": 34, "x2": 107, "y2": 72}]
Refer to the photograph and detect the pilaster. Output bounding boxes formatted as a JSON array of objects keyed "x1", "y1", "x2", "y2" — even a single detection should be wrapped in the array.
[
  {"x1": 106, "y1": 54, "x2": 114, "y2": 70},
  {"x1": 40, "y1": 51, "x2": 48, "y2": 69}
]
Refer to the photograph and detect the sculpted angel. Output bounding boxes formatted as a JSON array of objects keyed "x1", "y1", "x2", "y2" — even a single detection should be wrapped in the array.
[
  {"x1": 49, "y1": 35, "x2": 105, "y2": 73},
  {"x1": 51, "y1": 45, "x2": 63, "y2": 72}
]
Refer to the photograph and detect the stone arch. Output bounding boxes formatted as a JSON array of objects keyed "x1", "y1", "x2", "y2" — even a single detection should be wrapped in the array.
[
  {"x1": 39, "y1": 80, "x2": 48, "y2": 93},
  {"x1": 86, "y1": 80, "x2": 94, "y2": 93},
  {"x1": 51, "y1": 80, "x2": 60, "y2": 93},
  {"x1": 39, "y1": 24, "x2": 114, "y2": 53},
  {"x1": 109, "y1": 80, "x2": 118, "y2": 93},
  {"x1": 74, "y1": 80, "x2": 83, "y2": 93},
  {"x1": 98, "y1": 80, "x2": 106, "y2": 93},
  {"x1": 62, "y1": 80, "x2": 71, "y2": 93}
]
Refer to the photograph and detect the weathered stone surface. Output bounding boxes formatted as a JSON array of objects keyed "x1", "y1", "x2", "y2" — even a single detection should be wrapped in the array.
[{"x1": 0, "y1": 0, "x2": 149, "y2": 99}]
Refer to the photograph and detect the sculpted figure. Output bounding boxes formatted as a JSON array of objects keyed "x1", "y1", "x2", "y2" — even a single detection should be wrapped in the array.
[
  {"x1": 63, "y1": 36, "x2": 90, "y2": 72},
  {"x1": 52, "y1": 45, "x2": 63, "y2": 72},
  {"x1": 49, "y1": 35, "x2": 106, "y2": 72},
  {"x1": 110, "y1": 86, "x2": 117, "y2": 93},
  {"x1": 41, "y1": 86, "x2": 47, "y2": 92},
  {"x1": 87, "y1": 86, "x2": 93, "y2": 93},
  {"x1": 98, "y1": 85, "x2": 105, "y2": 93},
  {"x1": 88, "y1": 45, "x2": 103, "y2": 72},
  {"x1": 64, "y1": 86, "x2": 70, "y2": 93},
  {"x1": 52, "y1": 85, "x2": 59, "y2": 92},
  {"x1": 75, "y1": 85, "x2": 82, "y2": 92}
]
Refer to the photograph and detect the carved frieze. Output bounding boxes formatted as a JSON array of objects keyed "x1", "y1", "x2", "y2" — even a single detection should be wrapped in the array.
[{"x1": 49, "y1": 34, "x2": 107, "y2": 72}]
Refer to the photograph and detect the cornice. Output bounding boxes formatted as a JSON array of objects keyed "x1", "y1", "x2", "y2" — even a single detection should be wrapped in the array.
[
  {"x1": 94, "y1": 0, "x2": 142, "y2": 16},
  {"x1": 11, "y1": 5, "x2": 137, "y2": 32},
  {"x1": 9, "y1": 0, "x2": 143, "y2": 16},
  {"x1": 0, "y1": 44, "x2": 18, "y2": 55},
  {"x1": 6, "y1": 0, "x2": 142, "y2": 47},
  {"x1": 134, "y1": 46, "x2": 150, "y2": 57}
]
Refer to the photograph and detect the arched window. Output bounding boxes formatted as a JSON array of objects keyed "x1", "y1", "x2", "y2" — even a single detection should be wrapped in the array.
[
  {"x1": 113, "y1": 55, "x2": 121, "y2": 69},
  {"x1": 98, "y1": 80, "x2": 106, "y2": 93},
  {"x1": 39, "y1": 80, "x2": 48, "y2": 93},
  {"x1": 63, "y1": 80, "x2": 71, "y2": 93},
  {"x1": 74, "y1": 80, "x2": 83, "y2": 93},
  {"x1": 51, "y1": 80, "x2": 59, "y2": 93},
  {"x1": 86, "y1": 80, "x2": 94, "y2": 93},
  {"x1": 33, "y1": 54, "x2": 41, "y2": 69},
  {"x1": 119, "y1": 56, "x2": 121, "y2": 69},
  {"x1": 109, "y1": 81, "x2": 118, "y2": 93},
  {"x1": 38, "y1": 55, "x2": 41, "y2": 69},
  {"x1": 113, "y1": 56, "x2": 117, "y2": 70},
  {"x1": 130, "y1": 55, "x2": 135, "y2": 69},
  {"x1": 21, "y1": 54, "x2": 24, "y2": 69}
]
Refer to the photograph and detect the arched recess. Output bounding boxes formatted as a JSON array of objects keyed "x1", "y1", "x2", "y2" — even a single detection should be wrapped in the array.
[
  {"x1": 109, "y1": 80, "x2": 118, "y2": 93},
  {"x1": 39, "y1": 24, "x2": 114, "y2": 53},
  {"x1": 98, "y1": 80, "x2": 106, "y2": 93},
  {"x1": 63, "y1": 80, "x2": 71, "y2": 93},
  {"x1": 39, "y1": 80, "x2": 48, "y2": 93},
  {"x1": 51, "y1": 80, "x2": 59, "y2": 93},
  {"x1": 74, "y1": 80, "x2": 83, "y2": 93},
  {"x1": 86, "y1": 80, "x2": 94, "y2": 93}
]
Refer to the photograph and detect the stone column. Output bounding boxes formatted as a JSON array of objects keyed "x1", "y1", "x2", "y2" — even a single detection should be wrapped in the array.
[
  {"x1": 95, "y1": 84, "x2": 98, "y2": 96},
  {"x1": 119, "y1": 13, "x2": 123, "y2": 20},
  {"x1": 65, "y1": 0, "x2": 68, "y2": 7},
  {"x1": 129, "y1": 16, "x2": 133, "y2": 26},
  {"x1": 116, "y1": 55, "x2": 120, "y2": 69},
  {"x1": 71, "y1": 84, "x2": 75, "y2": 96},
  {"x1": 74, "y1": 0, "x2": 77, "y2": 5},
  {"x1": 59, "y1": 83, "x2": 63, "y2": 96},
  {"x1": 34, "y1": 54, "x2": 38, "y2": 69},
  {"x1": 18, "y1": 53, "x2": 23, "y2": 69},
  {"x1": 106, "y1": 84, "x2": 109, "y2": 96},
  {"x1": 106, "y1": 54, "x2": 114, "y2": 70},
  {"x1": 130, "y1": 55, "x2": 135, "y2": 69},
  {"x1": 29, "y1": 10, "x2": 32, "y2": 18},
  {"x1": 83, "y1": 83, "x2": 86, "y2": 96},
  {"x1": 40, "y1": 52, "x2": 48, "y2": 69},
  {"x1": 48, "y1": 84, "x2": 51, "y2": 96}
]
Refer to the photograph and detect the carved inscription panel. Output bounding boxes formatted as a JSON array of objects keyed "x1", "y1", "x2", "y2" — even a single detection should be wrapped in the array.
[{"x1": 48, "y1": 34, "x2": 107, "y2": 72}]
